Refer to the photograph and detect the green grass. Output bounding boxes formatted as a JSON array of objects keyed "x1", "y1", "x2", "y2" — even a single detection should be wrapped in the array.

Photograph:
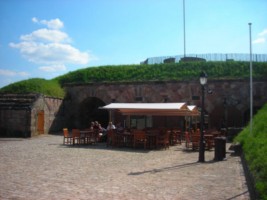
[
  {"x1": 1, "y1": 61, "x2": 267, "y2": 97},
  {"x1": 234, "y1": 104, "x2": 267, "y2": 200},
  {"x1": 54, "y1": 61, "x2": 267, "y2": 85},
  {"x1": 0, "y1": 78, "x2": 65, "y2": 98}
]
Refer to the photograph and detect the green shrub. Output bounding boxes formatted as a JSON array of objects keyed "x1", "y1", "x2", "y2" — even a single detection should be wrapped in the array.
[{"x1": 234, "y1": 104, "x2": 267, "y2": 200}]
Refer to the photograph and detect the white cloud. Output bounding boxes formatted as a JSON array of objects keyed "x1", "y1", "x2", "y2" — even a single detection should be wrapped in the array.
[
  {"x1": 10, "y1": 18, "x2": 92, "y2": 74},
  {"x1": 253, "y1": 28, "x2": 267, "y2": 45},
  {"x1": 32, "y1": 17, "x2": 64, "y2": 29},
  {"x1": 0, "y1": 69, "x2": 29, "y2": 77},
  {"x1": 258, "y1": 29, "x2": 267, "y2": 37},
  {"x1": 253, "y1": 37, "x2": 265, "y2": 44},
  {"x1": 20, "y1": 28, "x2": 70, "y2": 43},
  {"x1": 39, "y1": 64, "x2": 67, "y2": 72},
  {"x1": 32, "y1": 17, "x2": 38, "y2": 23},
  {"x1": 10, "y1": 42, "x2": 89, "y2": 65}
]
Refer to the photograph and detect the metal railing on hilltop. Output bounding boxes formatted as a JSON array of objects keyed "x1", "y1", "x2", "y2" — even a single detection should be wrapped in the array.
[{"x1": 141, "y1": 53, "x2": 267, "y2": 64}]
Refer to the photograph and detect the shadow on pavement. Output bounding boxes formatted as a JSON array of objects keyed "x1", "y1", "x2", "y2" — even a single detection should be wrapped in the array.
[{"x1": 128, "y1": 161, "x2": 200, "y2": 176}]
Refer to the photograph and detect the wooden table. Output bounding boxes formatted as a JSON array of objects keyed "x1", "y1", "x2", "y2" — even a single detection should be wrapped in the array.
[
  {"x1": 80, "y1": 130, "x2": 98, "y2": 144},
  {"x1": 117, "y1": 132, "x2": 134, "y2": 147},
  {"x1": 204, "y1": 134, "x2": 214, "y2": 150},
  {"x1": 146, "y1": 133, "x2": 158, "y2": 149}
]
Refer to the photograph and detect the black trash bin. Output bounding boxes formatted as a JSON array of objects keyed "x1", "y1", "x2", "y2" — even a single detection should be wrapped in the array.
[{"x1": 214, "y1": 137, "x2": 226, "y2": 161}]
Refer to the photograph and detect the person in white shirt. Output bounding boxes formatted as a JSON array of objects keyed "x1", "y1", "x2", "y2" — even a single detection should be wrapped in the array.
[{"x1": 106, "y1": 122, "x2": 116, "y2": 130}]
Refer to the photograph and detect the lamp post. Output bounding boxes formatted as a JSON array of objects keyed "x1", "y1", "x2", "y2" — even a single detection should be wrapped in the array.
[{"x1": 199, "y1": 71, "x2": 207, "y2": 162}]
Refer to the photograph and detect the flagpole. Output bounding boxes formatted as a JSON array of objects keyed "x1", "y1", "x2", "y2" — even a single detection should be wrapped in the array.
[
  {"x1": 183, "y1": 0, "x2": 186, "y2": 58},
  {"x1": 248, "y1": 22, "x2": 253, "y2": 135}
]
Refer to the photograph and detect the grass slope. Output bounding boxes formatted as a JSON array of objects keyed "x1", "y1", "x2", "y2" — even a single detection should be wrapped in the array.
[
  {"x1": 0, "y1": 61, "x2": 267, "y2": 97},
  {"x1": 55, "y1": 61, "x2": 267, "y2": 85},
  {"x1": 0, "y1": 78, "x2": 65, "y2": 98},
  {"x1": 234, "y1": 104, "x2": 267, "y2": 200}
]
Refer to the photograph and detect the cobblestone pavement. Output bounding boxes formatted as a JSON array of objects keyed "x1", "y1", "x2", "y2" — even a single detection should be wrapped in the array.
[{"x1": 0, "y1": 134, "x2": 249, "y2": 200}]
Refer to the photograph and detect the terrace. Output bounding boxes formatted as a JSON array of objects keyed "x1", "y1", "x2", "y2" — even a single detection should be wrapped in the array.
[{"x1": 0, "y1": 134, "x2": 249, "y2": 199}]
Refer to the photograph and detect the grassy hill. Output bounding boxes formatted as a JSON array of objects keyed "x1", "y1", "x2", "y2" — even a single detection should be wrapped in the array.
[
  {"x1": 234, "y1": 103, "x2": 267, "y2": 199},
  {"x1": 0, "y1": 78, "x2": 65, "y2": 98},
  {"x1": 0, "y1": 61, "x2": 267, "y2": 97},
  {"x1": 55, "y1": 61, "x2": 267, "y2": 85}
]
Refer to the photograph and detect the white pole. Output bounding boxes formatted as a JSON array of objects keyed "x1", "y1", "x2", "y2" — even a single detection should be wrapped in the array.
[
  {"x1": 249, "y1": 22, "x2": 253, "y2": 135},
  {"x1": 183, "y1": 0, "x2": 186, "y2": 58}
]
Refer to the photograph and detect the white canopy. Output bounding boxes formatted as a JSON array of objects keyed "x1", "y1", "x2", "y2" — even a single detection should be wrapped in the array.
[
  {"x1": 187, "y1": 105, "x2": 200, "y2": 116},
  {"x1": 100, "y1": 103, "x2": 199, "y2": 116}
]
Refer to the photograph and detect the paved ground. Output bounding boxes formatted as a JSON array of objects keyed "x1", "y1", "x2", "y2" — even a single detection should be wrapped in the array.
[{"x1": 0, "y1": 134, "x2": 249, "y2": 200}]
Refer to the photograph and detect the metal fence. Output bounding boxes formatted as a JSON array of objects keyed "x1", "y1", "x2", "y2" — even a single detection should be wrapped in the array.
[{"x1": 141, "y1": 53, "x2": 267, "y2": 64}]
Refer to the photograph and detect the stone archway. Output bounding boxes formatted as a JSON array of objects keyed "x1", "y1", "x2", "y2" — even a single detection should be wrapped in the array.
[{"x1": 78, "y1": 97, "x2": 109, "y2": 129}]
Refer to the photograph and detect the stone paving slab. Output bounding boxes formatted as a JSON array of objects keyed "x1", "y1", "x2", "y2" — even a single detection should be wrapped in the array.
[{"x1": 0, "y1": 135, "x2": 249, "y2": 200}]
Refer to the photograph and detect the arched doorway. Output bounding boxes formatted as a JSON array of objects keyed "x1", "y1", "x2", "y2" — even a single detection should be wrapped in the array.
[{"x1": 79, "y1": 97, "x2": 109, "y2": 129}]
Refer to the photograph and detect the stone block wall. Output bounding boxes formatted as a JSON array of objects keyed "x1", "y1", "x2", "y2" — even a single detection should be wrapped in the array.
[
  {"x1": 0, "y1": 94, "x2": 64, "y2": 137},
  {"x1": 31, "y1": 96, "x2": 64, "y2": 135},
  {"x1": 0, "y1": 109, "x2": 31, "y2": 137},
  {"x1": 64, "y1": 79, "x2": 267, "y2": 130},
  {"x1": 44, "y1": 97, "x2": 65, "y2": 133}
]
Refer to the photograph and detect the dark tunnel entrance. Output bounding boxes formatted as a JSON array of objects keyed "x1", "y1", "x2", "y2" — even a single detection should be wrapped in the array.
[{"x1": 79, "y1": 97, "x2": 109, "y2": 129}]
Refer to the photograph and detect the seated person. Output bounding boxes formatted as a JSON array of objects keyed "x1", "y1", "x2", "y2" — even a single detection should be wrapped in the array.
[
  {"x1": 107, "y1": 122, "x2": 116, "y2": 131},
  {"x1": 90, "y1": 121, "x2": 95, "y2": 130},
  {"x1": 116, "y1": 122, "x2": 124, "y2": 133}
]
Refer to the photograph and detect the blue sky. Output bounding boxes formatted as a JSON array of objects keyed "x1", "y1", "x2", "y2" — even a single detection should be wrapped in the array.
[{"x1": 0, "y1": 0, "x2": 266, "y2": 88}]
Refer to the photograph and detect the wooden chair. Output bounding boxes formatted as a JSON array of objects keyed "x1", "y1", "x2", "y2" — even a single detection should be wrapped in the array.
[
  {"x1": 120, "y1": 130, "x2": 134, "y2": 148},
  {"x1": 146, "y1": 129, "x2": 159, "y2": 149},
  {"x1": 106, "y1": 130, "x2": 126, "y2": 148},
  {"x1": 191, "y1": 134, "x2": 200, "y2": 150},
  {"x1": 72, "y1": 129, "x2": 81, "y2": 145},
  {"x1": 133, "y1": 130, "x2": 147, "y2": 149},
  {"x1": 204, "y1": 135, "x2": 214, "y2": 150},
  {"x1": 83, "y1": 129, "x2": 94, "y2": 144},
  {"x1": 63, "y1": 128, "x2": 72, "y2": 145},
  {"x1": 107, "y1": 129, "x2": 117, "y2": 147},
  {"x1": 170, "y1": 130, "x2": 182, "y2": 145},
  {"x1": 116, "y1": 133, "x2": 125, "y2": 147},
  {"x1": 204, "y1": 129, "x2": 217, "y2": 149},
  {"x1": 93, "y1": 129, "x2": 101, "y2": 143},
  {"x1": 157, "y1": 131, "x2": 170, "y2": 150},
  {"x1": 185, "y1": 131, "x2": 192, "y2": 149},
  {"x1": 176, "y1": 130, "x2": 182, "y2": 144},
  {"x1": 169, "y1": 130, "x2": 176, "y2": 146},
  {"x1": 195, "y1": 129, "x2": 200, "y2": 135}
]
